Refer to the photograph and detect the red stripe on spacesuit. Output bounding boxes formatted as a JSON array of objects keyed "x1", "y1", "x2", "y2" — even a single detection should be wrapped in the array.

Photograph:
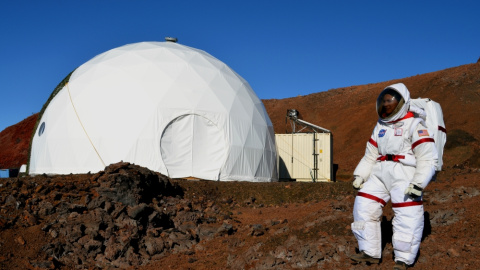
[
  {"x1": 392, "y1": 201, "x2": 423, "y2": 207},
  {"x1": 438, "y1": 126, "x2": 447, "y2": 133},
  {"x1": 376, "y1": 155, "x2": 405, "y2": 162},
  {"x1": 357, "y1": 192, "x2": 387, "y2": 206},
  {"x1": 411, "y1": 138, "x2": 435, "y2": 150},
  {"x1": 368, "y1": 138, "x2": 378, "y2": 148},
  {"x1": 387, "y1": 112, "x2": 415, "y2": 123}
]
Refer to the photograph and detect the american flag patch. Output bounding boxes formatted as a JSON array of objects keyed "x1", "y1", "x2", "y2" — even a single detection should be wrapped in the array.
[{"x1": 418, "y1": 129, "x2": 429, "y2": 137}]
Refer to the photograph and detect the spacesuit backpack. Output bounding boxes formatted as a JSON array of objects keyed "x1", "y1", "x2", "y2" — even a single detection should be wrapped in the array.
[{"x1": 410, "y1": 98, "x2": 447, "y2": 171}]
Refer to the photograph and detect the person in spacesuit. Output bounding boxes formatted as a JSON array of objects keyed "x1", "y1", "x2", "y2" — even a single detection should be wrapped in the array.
[{"x1": 349, "y1": 83, "x2": 438, "y2": 270}]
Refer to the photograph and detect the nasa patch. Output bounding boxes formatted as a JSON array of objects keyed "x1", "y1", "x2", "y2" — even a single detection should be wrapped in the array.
[{"x1": 378, "y1": 129, "x2": 387, "y2": 137}]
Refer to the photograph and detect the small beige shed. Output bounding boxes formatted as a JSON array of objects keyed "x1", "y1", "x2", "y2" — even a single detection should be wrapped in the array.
[{"x1": 275, "y1": 110, "x2": 333, "y2": 182}]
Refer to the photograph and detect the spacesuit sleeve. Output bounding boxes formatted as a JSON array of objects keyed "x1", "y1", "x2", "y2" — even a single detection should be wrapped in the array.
[
  {"x1": 411, "y1": 123, "x2": 438, "y2": 189},
  {"x1": 353, "y1": 127, "x2": 379, "y2": 181}
]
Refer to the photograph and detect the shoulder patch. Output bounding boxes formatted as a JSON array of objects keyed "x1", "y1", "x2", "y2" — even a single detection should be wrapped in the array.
[
  {"x1": 418, "y1": 129, "x2": 429, "y2": 137},
  {"x1": 378, "y1": 129, "x2": 387, "y2": 137}
]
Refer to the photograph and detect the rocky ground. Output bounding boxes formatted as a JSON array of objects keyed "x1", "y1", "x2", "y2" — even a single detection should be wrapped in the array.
[{"x1": 1, "y1": 161, "x2": 479, "y2": 270}]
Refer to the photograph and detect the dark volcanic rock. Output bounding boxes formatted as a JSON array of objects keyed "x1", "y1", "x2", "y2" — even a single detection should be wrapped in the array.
[
  {"x1": 92, "y1": 162, "x2": 176, "y2": 206},
  {"x1": 22, "y1": 162, "x2": 234, "y2": 269}
]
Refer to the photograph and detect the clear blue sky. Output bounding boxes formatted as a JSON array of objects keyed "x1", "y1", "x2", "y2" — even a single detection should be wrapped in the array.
[{"x1": 1, "y1": 0, "x2": 479, "y2": 132}]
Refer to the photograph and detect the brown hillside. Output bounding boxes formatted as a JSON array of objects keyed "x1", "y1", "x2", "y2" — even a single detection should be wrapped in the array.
[
  {"x1": 263, "y1": 62, "x2": 480, "y2": 179},
  {"x1": 0, "y1": 113, "x2": 38, "y2": 169}
]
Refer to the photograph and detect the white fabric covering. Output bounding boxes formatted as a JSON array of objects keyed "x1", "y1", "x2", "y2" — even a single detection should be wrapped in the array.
[{"x1": 29, "y1": 42, "x2": 277, "y2": 182}]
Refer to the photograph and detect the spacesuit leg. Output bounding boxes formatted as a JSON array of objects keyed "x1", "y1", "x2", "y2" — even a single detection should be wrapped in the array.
[
  {"x1": 352, "y1": 176, "x2": 390, "y2": 258},
  {"x1": 390, "y1": 183, "x2": 424, "y2": 265}
]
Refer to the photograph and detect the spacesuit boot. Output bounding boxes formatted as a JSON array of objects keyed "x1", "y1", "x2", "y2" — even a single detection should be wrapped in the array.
[
  {"x1": 350, "y1": 251, "x2": 380, "y2": 264},
  {"x1": 393, "y1": 260, "x2": 408, "y2": 270}
]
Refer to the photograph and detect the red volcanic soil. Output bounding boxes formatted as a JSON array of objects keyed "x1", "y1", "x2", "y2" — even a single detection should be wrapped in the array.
[{"x1": 0, "y1": 62, "x2": 479, "y2": 269}]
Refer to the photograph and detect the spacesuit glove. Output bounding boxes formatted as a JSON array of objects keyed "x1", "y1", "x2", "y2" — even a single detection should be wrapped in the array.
[
  {"x1": 352, "y1": 176, "x2": 365, "y2": 190},
  {"x1": 404, "y1": 183, "x2": 423, "y2": 198}
]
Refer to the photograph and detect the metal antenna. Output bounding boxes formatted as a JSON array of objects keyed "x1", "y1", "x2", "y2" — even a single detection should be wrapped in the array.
[{"x1": 286, "y1": 109, "x2": 331, "y2": 134}]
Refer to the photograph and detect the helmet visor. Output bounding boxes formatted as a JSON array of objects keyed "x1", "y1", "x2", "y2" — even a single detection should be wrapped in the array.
[{"x1": 376, "y1": 89, "x2": 404, "y2": 119}]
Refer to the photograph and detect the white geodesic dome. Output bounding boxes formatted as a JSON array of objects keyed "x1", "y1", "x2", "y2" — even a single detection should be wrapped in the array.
[{"x1": 29, "y1": 41, "x2": 277, "y2": 182}]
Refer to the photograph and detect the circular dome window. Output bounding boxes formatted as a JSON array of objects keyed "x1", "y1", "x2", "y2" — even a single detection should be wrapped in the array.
[{"x1": 38, "y1": 122, "x2": 46, "y2": 136}]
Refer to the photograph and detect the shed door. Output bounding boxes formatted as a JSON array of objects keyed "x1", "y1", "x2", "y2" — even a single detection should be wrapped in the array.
[{"x1": 160, "y1": 114, "x2": 226, "y2": 180}]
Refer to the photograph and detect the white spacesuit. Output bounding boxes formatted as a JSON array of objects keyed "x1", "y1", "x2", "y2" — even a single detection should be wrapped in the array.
[{"x1": 350, "y1": 83, "x2": 438, "y2": 268}]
